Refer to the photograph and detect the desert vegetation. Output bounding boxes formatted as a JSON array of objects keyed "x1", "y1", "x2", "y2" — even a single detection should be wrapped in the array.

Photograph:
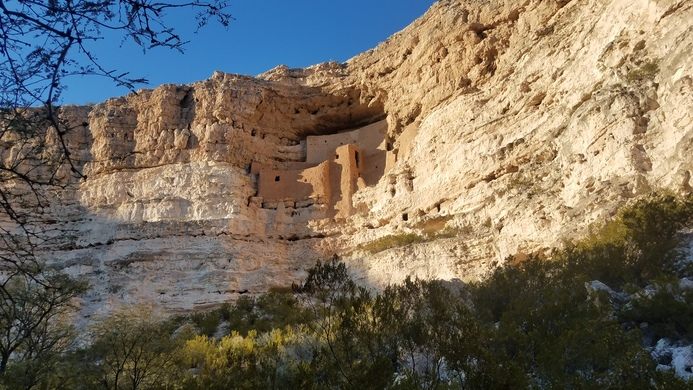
[
  {"x1": 0, "y1": 193, "x2": 691, "y2": 389},
  {"x1": 359, "y1": 216, "x2": 469, "y2": 254}
]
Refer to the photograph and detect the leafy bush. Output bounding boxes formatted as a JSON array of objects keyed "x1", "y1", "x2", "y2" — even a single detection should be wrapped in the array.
[
  {"x1": 182, "y1": 328, "x2": 310, "y2": 389},
  {"x1": 564, "y1": 193, "x2": 693, "y2": 289},
  {"x1": 359, "y1": 225, "x2": 470, "y2": 254},
  {"x1": 190, "y1": 309, "x2": 223, "y2": 337},
  {"x1": 225, "y1": 292, "x2": 312, "y2": 335},
  {"x1": 360, "y1": 233, "x2": 428, "y2": 253},
  {"x1": 622, "y1": 283, "x2": 693, "y2": 342},
  {"x1": 472, "y1": 258, "x2": 657, "y2": 388},
  {"x1": 84, "y1": 311, "x2": 185, "y2": 389}
]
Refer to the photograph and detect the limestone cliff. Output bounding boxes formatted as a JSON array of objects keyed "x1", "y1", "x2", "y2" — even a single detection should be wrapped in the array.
[{"x1": 30, "y1": 0, "x2": 692, "y2": 319}]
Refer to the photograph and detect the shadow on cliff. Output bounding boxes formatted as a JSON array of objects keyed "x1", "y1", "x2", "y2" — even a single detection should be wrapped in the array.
[{"x1": 51, "y1": 78, "x2": 396, "y2": 318}]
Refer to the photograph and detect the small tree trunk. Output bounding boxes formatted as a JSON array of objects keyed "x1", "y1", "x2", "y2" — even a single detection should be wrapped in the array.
[{"x1": 0, "y1": 352, "x2": 9, "y2": 374}]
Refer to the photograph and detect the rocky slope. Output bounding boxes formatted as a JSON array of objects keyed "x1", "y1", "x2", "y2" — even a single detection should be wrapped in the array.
[{"x1": 29, "y1": 0, "x2": 693, "y2": 320}]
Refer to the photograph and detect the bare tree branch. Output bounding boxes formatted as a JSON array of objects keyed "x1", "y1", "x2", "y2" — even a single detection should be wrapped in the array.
[{"x1": 0, "y1": 0, "x2": 231, "y2": 382}]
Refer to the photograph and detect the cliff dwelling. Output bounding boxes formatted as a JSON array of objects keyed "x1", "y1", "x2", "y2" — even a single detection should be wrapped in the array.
[{"x1": 249, "y1": 119, "x2": 393, "y2": 219}]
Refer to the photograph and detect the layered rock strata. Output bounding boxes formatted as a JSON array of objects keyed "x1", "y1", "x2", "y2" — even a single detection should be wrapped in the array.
[{"x1": 12, "y1": 0, "x2": 691, "y2": 318}]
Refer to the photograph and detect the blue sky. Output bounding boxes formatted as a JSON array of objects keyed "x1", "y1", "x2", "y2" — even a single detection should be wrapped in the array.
[{"x1": 62, "y1": 0, "x2": 436, "y2": 104}]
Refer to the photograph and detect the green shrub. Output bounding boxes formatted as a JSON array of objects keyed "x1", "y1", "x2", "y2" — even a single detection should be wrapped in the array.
[
  {"x1": 359, "y1": 225, "x2": 470, "y2": 254},
  {"x1": 182, "y1": 328, "x2": 311, "y2": 390},
  {"x1": 190, "y1": 309, "x2": 223, "y2": 337},
  {"x1": 467, "y1": 193, "x2": 693, "y2": 387},
  {"x1": 225, "y1": 292, "x2": 311, "y2": 336},
  {"x1": 566, "y1": 193, "x2": 693, "y2": 288},
  {"x1": 413, "y1": 214, "x2": 454, "y2": 235},
  {"x1": 85, "y1": 311, "x2": 185, "y2": 389},
  {"x1": 622, "y1": 282, "x2": 693, "y2": 342},
  {"x1": 359, "y1": 233, "x2": 427, "y2": 253},
  {"x1": 626, "y1": 59, "x2": 660, "y2": 82},
  {"x1": 471, "y1": 258, "x2": 660, "y2": 388}
]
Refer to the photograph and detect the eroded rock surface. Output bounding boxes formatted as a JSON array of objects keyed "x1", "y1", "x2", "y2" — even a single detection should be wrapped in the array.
[{"x1": 23, "y1": 0, "x2": 692, "y2": 318}]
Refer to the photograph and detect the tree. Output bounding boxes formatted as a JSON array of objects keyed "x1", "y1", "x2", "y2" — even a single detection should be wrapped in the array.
[
  {"x1": 86, "y1": 311, "x2": 183, "y2": 390},
  {"x1": 294, "y1": 258, "x2": 381, "y2": 388},
  {"x1": 0, "y1": 271, "x2": 86, "y2": 387},
  {"x1": 183, "y1": 328, "x2": 309, "y2": 390},
  {"x1": 0, "y1": 0, "x2": 232, "y2": 383}
]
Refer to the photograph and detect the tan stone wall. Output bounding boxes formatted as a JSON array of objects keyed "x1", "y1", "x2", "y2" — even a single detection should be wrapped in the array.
[
  {"x1": 256, "y1": 161, "x2": 331, "y2": 204},
  {"x1": 331, "y1": 144, "x2": 360, "y2": 218},
  {"x1": 254, "y1": 120, "x2": 387, "y2": 213},
  {"x1": 306, "y1": 120, "x2": 387, "y2": 164},
  {"x1": 397, "y1": 122, "x2": 419, "y2": 162},
  {"x1": 307, "y1": 129, "x2": 359, "y2": 164},
  {"x1": 355, "y1": 120, "x2": 388, "y2": 152}
]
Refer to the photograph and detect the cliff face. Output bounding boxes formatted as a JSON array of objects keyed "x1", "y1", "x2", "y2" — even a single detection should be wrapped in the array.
[{"x1": 39, "y1": 0, "x2": 692, "y2": 319}]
